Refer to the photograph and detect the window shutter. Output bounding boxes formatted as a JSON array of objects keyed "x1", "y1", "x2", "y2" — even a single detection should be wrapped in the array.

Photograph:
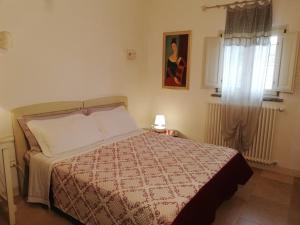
[
  {"x1": 202, "y1": 37, "x2": 222, "y2": 88},
  {"x1": 277, "y1": 32, "x2": 299, "y2": 93}
]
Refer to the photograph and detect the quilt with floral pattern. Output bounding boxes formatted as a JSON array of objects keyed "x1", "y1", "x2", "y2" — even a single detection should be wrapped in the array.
[{"x1": 51, "y1": 131, "x2": 237, "y2": 225}]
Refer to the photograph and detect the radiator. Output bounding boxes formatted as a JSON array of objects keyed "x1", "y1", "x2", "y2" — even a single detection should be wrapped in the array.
[{"x1": 206, "y1": 103, "x2": 278, "y2": 165}]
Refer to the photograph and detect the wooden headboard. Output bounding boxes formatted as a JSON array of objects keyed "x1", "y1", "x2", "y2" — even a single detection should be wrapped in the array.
[{"x1": 11, "y1": 96, "x2": 128, "y2": 194}]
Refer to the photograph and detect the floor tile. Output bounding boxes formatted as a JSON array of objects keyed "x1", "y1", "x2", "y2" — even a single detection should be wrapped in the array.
[
  {"x1": 287, "y1": 209, "x2": 300, "y2": 225},
  {"x1": 212, "y1": 196, "x2": 245, "y2": 225},
  {"x1": 236, "y1": 217, "x2": 261, "y2": 225},
  {"x1": 289, "y1": 193, "x2": 300, "y2": 212},
  {"x1": 252, "y1": 175, "x2": 293, "y2": 206},
  {"x1": 235, "y1": 179, "x2": 256, "y2": 202},
  {"x1": 294, "y1": 177, "x2": 300, "y2": 186},
  {"x1": 260, "y1": 170, "x2": 294, "y2": 185},
  {"x1": 240, "y1": 195, "x2": 289, "y2": 225},
  {"x1": 292, "y1": 178, "x2": 300, "y2": 196},
  {"x1": 249, "y1": 168, "x2": 262, "y2": 181}
]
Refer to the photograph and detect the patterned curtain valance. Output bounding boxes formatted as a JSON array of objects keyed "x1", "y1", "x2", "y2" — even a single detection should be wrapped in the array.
[{"x1": 224, "y1": 0, "x2": 272, "y2": 45}]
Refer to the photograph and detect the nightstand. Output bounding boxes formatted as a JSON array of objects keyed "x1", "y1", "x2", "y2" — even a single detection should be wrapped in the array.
[
  {"x1": 0, "y1": 136, "x2": 16, "y2": 225},
  {"x1": 145, "y1": 128, "x2": 180, "y2": 137}
]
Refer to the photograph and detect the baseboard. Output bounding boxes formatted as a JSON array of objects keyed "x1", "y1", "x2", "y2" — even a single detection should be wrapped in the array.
[{"x1": 249, "y1": 162, "x2": 300, "y2": 178}]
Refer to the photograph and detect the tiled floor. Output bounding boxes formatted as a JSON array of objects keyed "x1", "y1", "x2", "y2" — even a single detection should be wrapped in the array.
[
  {"x1": 212, "y1": 168, "x2": 300, "y2": 225},
  {"x1": 0, "y1": 168, "x2": 299, "y2": 225}
]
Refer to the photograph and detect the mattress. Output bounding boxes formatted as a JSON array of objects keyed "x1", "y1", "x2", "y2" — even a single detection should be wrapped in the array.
[{"x1": 50, "y1": 131, "x2": 252, "y2": 225}]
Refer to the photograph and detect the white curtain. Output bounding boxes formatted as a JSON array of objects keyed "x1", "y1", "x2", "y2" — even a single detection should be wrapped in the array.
[
  {"x1": 220, "y1": 1, "x2": 272, "y2": 151},
  {"x1": 221, "y1": 43, "x2": 270, "y2": 150}
]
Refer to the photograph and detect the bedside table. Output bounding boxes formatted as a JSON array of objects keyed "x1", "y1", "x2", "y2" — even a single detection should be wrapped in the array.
[
  {"x1": 0, "y1": 136, "x2": 16, "y2": 225},
  {"x1": 144, "y1": 128, "x2": 180, "y2": 137}
]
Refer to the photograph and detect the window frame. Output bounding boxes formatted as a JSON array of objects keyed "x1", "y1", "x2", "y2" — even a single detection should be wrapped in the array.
[
  {"x1": 216, "y1": 28, "x2": 287, "y2": 98},
  {"x1": 264, "y1": 29, "x2": 285, "y2": 95}
]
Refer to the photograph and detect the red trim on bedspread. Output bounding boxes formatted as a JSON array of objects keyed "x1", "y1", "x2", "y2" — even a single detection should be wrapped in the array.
[{"x1": 171, "y1": 153, "x2": 253, "y2": 225}]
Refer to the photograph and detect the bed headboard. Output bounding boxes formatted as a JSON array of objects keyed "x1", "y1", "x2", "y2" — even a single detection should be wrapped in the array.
[
  {"x1": 83, "y1": 96, "x2": 128, "y2": 109},
  {"x1": 11, "y1": 96, "x2": 128, "y2": 194}
]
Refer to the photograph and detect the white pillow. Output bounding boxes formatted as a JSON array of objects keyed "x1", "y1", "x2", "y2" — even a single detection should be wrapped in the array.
[
  {"x1": 90, "y1": 106, "x2": 139, "y2": 138},
  {"x1": 27, "y1": 114, "x2": 105, "y2": 157}
]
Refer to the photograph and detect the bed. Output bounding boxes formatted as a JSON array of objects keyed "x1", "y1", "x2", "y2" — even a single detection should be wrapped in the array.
[{"x1": 11, "y1": 96, "x2": 252, "y2": 225}]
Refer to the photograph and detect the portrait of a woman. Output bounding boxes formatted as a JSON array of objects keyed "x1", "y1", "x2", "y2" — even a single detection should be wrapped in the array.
[{"x1": 163, "y1": 31, "x2": 190, "y2": 89}]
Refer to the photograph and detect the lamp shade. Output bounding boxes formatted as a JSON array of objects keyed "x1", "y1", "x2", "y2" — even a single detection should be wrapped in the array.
[{"x1": 154, "y1": 114, "x2": 166, "y2": 130}]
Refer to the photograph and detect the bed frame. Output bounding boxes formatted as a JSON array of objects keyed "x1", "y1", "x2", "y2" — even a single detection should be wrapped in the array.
[{"x1": 11, "y1": 96, "x2": 128, "y2": 195}]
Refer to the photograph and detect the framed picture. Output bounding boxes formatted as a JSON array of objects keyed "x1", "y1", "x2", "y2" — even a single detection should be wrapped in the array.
[{"x1": 162, "y1": 31, "x2": 191, "y2": 89}]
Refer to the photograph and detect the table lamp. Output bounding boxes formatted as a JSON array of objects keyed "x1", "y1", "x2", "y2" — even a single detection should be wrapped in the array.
[{"x1": 153, "y1": 114, "x2": 166, "y2": 132}]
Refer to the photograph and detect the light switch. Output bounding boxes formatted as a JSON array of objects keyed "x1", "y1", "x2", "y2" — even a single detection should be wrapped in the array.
[
  {"x1": 0, "y1": 31, "x2": 11, "y2": 50},
  {"x1": 127, "y1": 49, "x2": 136, "y2": 60}
]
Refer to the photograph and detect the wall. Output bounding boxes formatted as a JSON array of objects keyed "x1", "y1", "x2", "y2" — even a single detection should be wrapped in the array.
[
  {"x1": 0, "y1": 0, "x2": 149, "y2": 140},
  {"x1": 143, "y1": 0, "x2": 300, "y2": 171}
]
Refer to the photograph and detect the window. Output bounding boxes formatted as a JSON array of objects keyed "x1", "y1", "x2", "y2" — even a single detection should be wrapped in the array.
[
  {"x1": 265, "y1": 35, "x2": 281, "y2": 91},
  {"x1": 203, "y1": 30, "x2": 299, "y2": 95}
]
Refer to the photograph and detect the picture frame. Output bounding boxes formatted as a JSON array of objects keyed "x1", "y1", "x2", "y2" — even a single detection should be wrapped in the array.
[{"x1": 162, "y1": 31, "x2": 191, "y2": 89}]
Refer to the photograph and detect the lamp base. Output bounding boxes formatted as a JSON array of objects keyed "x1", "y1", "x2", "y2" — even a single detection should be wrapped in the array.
[
  {"x1": 153, "y1": 128, "x2": 166, "y2": 133},
  {"x1": 152, "y1": 125, "x2": 166, "y2": 133}
]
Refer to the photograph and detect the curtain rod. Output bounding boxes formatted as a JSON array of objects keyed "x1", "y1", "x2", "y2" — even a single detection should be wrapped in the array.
[{"x1": 202, "y1": 0, "x2": 269, "y2": 11}]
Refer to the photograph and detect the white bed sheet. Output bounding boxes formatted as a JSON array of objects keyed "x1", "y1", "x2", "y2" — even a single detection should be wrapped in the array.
[{"x1": 27, "y1": 129, "x2": 145, "y2": 207}]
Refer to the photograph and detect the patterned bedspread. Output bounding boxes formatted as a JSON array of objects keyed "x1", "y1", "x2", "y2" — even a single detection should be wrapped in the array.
[{"x1": 51, "y1": 131, "x2": 237, "y2": 225}]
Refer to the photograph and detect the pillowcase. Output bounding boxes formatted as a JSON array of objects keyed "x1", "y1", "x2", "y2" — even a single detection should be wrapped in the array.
[
  {"x1": 18, "y1": 109, "x2": 87, "y2": 152},
  {"x1": 18, "y1": 117, "x2": 42, "y2": 151},
  {"x1": 27, "y1": 114, "x2": 104, "y2": 157},
  {"x1": 90, "y1": 106, "x2": 139, "y2": 138}
]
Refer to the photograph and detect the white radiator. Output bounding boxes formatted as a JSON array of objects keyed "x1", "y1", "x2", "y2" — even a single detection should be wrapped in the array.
[{"x1": 206, "y1": 103, "x2": 278, "y2": 164}]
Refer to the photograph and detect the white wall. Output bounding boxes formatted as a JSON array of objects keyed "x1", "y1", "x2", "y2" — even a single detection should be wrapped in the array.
[
  {"x1": 142, "y1": 0, "x2": 300, "y2": 171},
  {"x1": 0, "y1": 0, "x2": 149, "y2": 140}
]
